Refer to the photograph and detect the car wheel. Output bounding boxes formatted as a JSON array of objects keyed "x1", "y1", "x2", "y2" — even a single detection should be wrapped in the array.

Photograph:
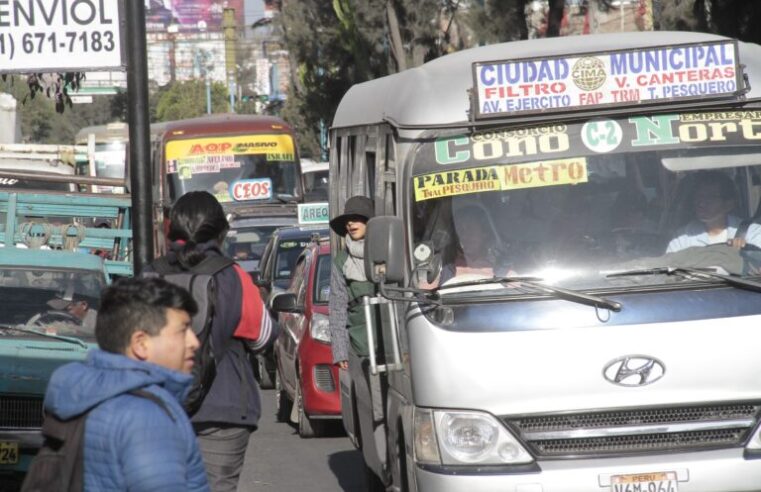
[
  {"x1": 258, "y1": 356, "x2": 275, "y2": 389},
  {"x1": 295, "y1": 379, "x2": 326, "y2": 438},
  {"x1": 275, "y1": 370, "x2": 291, "y2": 423}
]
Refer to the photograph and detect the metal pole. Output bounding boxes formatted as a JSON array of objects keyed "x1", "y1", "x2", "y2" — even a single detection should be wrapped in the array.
[
  {"x1": 206, "y1": 73, "x2": 212, "y2": 114},
  {"x1": 229, "y1": 78, "x2": 235, "y2": 112},
  {"x1": 126, "y1": 0, "x2": 154, "y2": 274}
]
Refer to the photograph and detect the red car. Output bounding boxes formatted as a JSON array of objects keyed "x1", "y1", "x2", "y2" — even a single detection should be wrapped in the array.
[{"x1": 271, "y1": 238, "x2": 339, "y2": 437}]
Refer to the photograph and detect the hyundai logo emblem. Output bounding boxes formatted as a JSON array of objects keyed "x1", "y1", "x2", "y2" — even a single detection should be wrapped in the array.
[{"x1": 603, "y1": 355, "x2": 665, "y2": 386}]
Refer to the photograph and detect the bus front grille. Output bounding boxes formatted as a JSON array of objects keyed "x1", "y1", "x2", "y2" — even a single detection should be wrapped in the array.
[
  {"x1": 0, "y1": 395, "x2": 43, "y2": 428},
  {"x1": 505, "y1": 402, "x2": 761, "y2": 458}
]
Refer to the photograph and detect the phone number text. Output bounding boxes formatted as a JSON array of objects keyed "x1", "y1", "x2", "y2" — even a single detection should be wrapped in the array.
[{"x1": 0, "y1": 30, "x2": 116, "y2": 60}]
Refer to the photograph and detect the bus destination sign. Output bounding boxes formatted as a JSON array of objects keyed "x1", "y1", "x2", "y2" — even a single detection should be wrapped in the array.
[
  {"x1": 0, "y1": 0, "x2": 125, "y2": 73},
  {"x1": 472, "y1": 40, "x2": 742, "y2": 119}
]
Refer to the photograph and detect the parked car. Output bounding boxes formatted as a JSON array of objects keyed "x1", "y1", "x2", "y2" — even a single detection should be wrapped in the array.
[
  {"x1": 252, "y1": 224, "x2": 329, "y2": 388},
  {"x1": 271, "y1": 238, "x2": 339, "y2": 437}
]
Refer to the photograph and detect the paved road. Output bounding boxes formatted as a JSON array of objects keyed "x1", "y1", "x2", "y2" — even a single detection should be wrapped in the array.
[
  {"x1": 0, "y1": 388, "x2": 366, "y2": 492},
  {"x1": 238, "y1": 388, "x2": 367, "y2": 492}
]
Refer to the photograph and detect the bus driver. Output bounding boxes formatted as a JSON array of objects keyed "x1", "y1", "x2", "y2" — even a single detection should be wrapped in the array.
[{"x1": 667, "y1": 171, "x2": 761, "y2": 253}]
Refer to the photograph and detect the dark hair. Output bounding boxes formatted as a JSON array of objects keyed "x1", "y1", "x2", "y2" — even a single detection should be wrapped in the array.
[
  {"x1": 694, "y1": 171, "x2": 736, "y2": 201},
  {"x1": 95, "y1": 277, "x2": 198, "y2": 354},
  {"x1": 168, "y1": 191, "x2": 229, "y2": 267}
]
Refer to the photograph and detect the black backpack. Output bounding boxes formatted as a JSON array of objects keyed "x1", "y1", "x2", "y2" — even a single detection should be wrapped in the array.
[
  {"x1": 21, "y1": 390, "x2": 171, "y2": 492},
  {"x1": 148, "y1": 255, "x2": 235, "y2": 415}
]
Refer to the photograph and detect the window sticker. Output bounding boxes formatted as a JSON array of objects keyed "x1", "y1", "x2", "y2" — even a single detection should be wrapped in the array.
[
  {"x1": 167, "y1": 155, "x2": 240, "y2": 175},
  {"x1": 414, "y1": 158, "x2": 588, "y2": 201},
  {"x1": 230, "y1": 178, "x2": 273, "y2": 201}
]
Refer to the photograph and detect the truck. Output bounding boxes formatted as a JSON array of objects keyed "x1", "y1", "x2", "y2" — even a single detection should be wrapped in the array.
[{"x1": 0, "y1": 170, "x2": 132, "y2": 478}]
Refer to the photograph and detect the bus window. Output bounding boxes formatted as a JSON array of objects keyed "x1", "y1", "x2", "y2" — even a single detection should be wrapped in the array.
[{"x1": 75, "y1": 123, "x2": 128, "y2": 193}]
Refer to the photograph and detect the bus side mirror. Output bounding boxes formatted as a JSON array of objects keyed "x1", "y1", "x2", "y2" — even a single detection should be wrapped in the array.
[{"x1": 364, "y1": 216, "x2": 405, "y2": 284}]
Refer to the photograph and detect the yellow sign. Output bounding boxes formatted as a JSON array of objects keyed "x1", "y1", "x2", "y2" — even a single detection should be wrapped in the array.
[
  {"x1": 165, "y1": 134, "x2": 295, "y2": 161},
  {"x1": 414, "y1": 166, "x2": 501, "y2": 202},
  {"x1": 501, "y1": 158, "x2": 587, "y2": 190},
  {"x1": 414, "y1": 158, "x2": 588, "y2": 201}
]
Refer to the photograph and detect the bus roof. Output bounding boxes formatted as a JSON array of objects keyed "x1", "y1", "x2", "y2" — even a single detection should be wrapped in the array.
[
  {"x1": 153, "y1": 114, "x2": 295, "y2": 141},
  {"x1": 301, "y1": 158, "x2": 328, "y2": 174},
  {"x1": 332, "y1": 31, "x2": 761, "y2": 129},
  {"x1": 75, "y1": 122, "x2": 128, "y2": 143}
]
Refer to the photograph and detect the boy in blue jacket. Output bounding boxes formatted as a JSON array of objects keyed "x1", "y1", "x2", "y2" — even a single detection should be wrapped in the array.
[{"x1": 43, "y1": 277, "x2": 210, "y2": 492}]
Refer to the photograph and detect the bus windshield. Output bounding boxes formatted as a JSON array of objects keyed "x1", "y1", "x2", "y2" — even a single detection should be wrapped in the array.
[
  {"x1": 164, "y1": 133, "x2": 302, "y2": 204},
  {"x1": 411, "y1": 110, "x2": 761, "y2": 292}
]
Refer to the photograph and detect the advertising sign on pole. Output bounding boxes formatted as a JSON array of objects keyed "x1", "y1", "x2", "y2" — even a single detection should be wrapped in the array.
[{"x1": 0, "y1": 0, "x2": 126, "y2": 73}]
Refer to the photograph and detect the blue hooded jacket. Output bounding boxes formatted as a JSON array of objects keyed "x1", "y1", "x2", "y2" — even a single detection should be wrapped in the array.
[{"x1": 44, "y1": 349, "x2": 210, "y2": 492}]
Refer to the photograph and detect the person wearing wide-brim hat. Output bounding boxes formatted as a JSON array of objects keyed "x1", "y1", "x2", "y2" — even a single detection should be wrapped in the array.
[
  {"x1": 329, "y1": 195, "x2": 375, "y2": 237},
  {"x1": 328, "y1": 195, "x2": 376, "y2": 369}
]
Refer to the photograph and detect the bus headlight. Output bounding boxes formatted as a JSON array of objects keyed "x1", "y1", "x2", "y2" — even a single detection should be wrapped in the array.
[
  {"x1": 310, "y1": 313, "x2": 331, "y2": 343},
  {"x1": 413, "y1": 408, "x2": 534, "y2": 466}
]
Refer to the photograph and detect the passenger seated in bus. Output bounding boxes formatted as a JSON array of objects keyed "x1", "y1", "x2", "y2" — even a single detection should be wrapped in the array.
[
  {"x1": 667, "y1": 171, "x2": 761, "y2": 253},
  {"x1": 608, "y1": 187, "x2": 666, "y2": 257},
  {"x1": 438, "y1": 205, "x2": 514, "y2": 284}
]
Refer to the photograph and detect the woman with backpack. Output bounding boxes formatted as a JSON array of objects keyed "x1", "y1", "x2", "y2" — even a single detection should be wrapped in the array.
[{"x1": 148, "y1": 191, "x2": 276, "y2": 492}]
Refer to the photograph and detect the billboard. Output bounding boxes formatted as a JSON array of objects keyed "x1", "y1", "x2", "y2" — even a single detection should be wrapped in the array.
[{"x1": 145, "y1": 0, "x2": 245, "y2": 32}]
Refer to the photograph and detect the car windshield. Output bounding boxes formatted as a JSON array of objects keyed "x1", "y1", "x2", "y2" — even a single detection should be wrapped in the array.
[
  {"x1": 313, "y1": 253, "x2": 331, "y2": 304},
  {"x1": 275, "y1": 238, "x2": 312, "y2": 281},
  {"x1": 411, "y1": 110, "x2": 761, "y2": 292},
  {"x1": 224, "y1": 225, "x2": 279, "y2": 263},
  {"x1": 0, "y1": 267, "x2": 105, "y2": 338}
]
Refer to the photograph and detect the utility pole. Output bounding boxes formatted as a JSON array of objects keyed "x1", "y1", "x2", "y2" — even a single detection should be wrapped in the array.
[
  {"x1": 167, "y1": 23, "x2": 179, "y2": 83},
  {"x1": 126, "y1": 0, "x2": 154, "y2": 273},
  {"x1": 223, "y1": 8, "x2": 237, "y2": 113},
  {"x1": 195, "y1": 49, "x2": 213, "y2": 114}
]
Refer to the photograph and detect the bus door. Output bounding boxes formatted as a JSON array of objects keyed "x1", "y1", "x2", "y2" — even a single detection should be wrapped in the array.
[{"x1": 333, "y1": 127, "x2": 402, "y2": 485}]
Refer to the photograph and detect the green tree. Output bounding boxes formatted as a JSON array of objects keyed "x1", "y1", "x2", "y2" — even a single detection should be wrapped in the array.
[
  {"x1": 0, "y1": 75, "x2": 125, "y2": 143},
  {"x1": 154, "y1": 80, "x2": 230, "y2": 122},
  {"x1": 280, "y1": 0, "x2": 459, "y2": 157},
  {"x1": 466, "y1": 0, "x2": 528, "y2": 44},
  {"x1": 657, "y1": 0, "x2": 761, "y2": 45}
]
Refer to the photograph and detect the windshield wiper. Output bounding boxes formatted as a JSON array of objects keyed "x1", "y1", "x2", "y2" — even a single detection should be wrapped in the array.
[
  {"x1": 272, "y1": 193, "x2": 298, "y2": 204},
  {"x1": 436, "y1": 276, "x2": 622, "y2": 312},
  {"x1": 607, "y1": 266, "x2": 761, "y2": 294},
  {"x1": 0, "y1": 324, "x2": 88, "y2": 349}
]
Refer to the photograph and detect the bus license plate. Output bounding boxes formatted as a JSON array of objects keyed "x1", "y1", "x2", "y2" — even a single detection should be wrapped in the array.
[
  {"x1": 0, "y1": 441, "x2": 18, "y2": 465},
  {"x1": 611, "y1": 471, "x2": 678, "y2": 492}
]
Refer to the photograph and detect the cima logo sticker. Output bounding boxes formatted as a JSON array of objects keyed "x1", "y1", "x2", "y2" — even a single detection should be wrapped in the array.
[{"x1": 572, "y1": 57, "x2": 607, "y2": 91}]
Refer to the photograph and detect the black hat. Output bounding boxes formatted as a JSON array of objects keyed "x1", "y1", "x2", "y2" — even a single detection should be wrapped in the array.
[{"x1": 329, "y1": 196, "x2": 374, "y2": 236}]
